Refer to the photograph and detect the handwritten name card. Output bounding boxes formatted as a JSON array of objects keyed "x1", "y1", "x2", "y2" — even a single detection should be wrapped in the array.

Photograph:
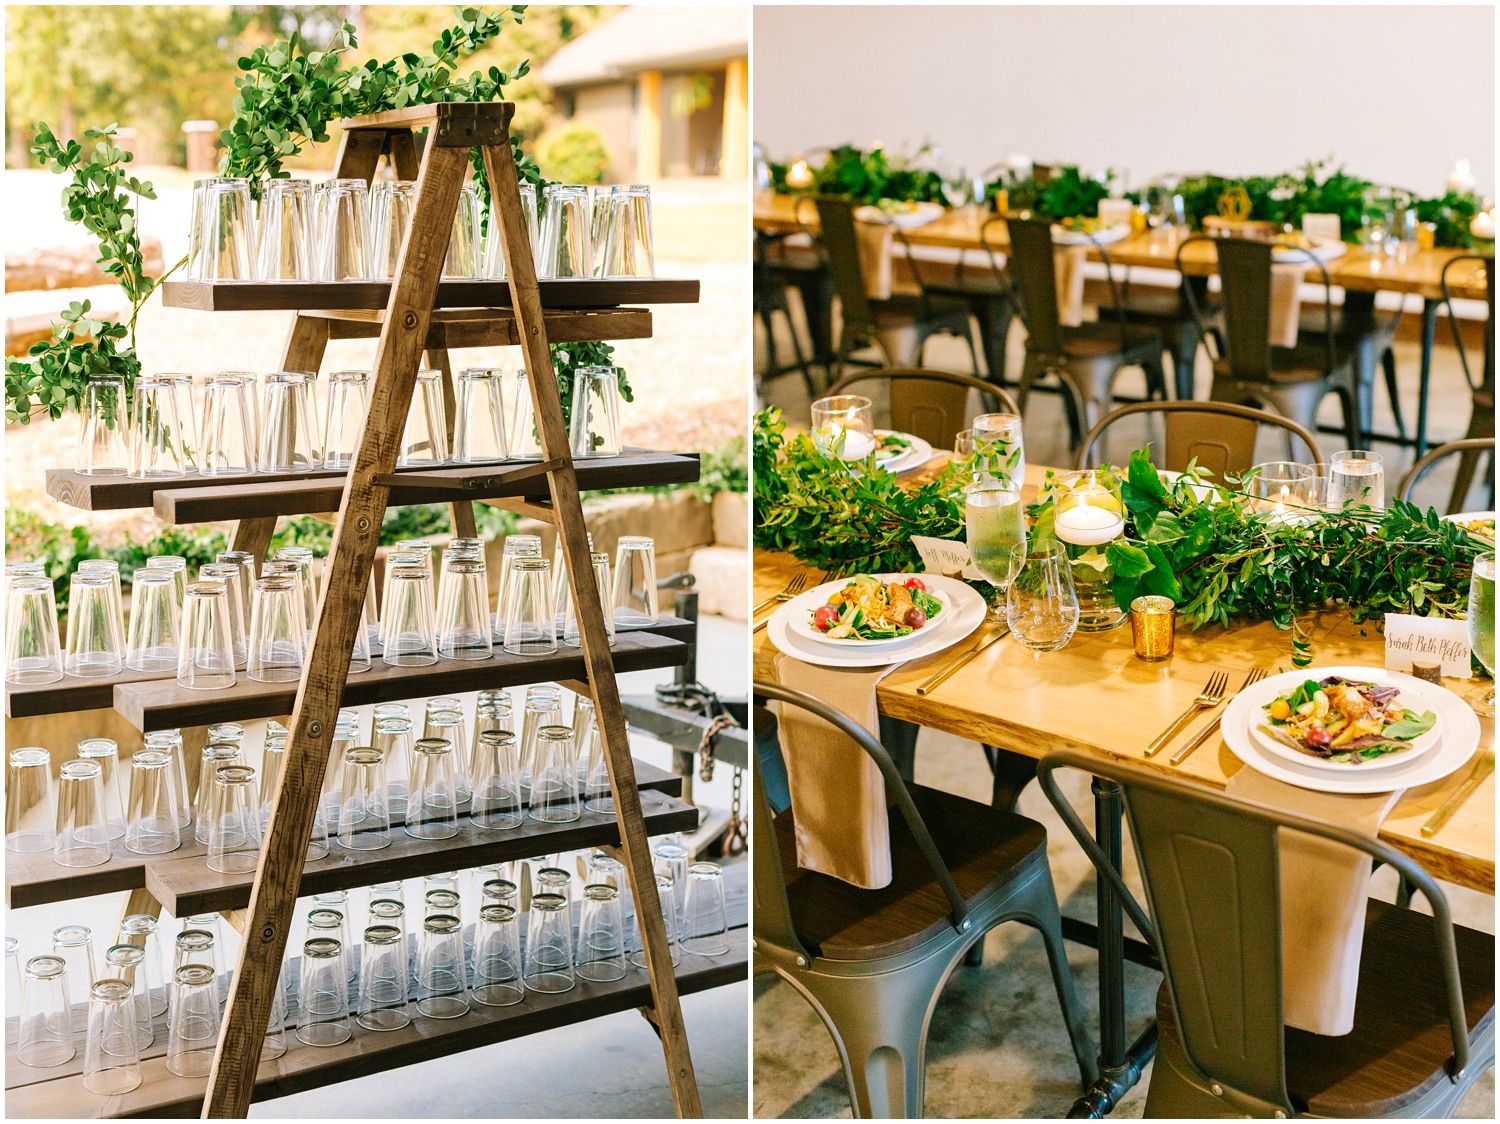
[
  {"x1": 911, "y1": 535, "x2": 984, "y2": 581},
  {"x1": 1384, "y1": 613, "x2": 1472, "y2": 677}
]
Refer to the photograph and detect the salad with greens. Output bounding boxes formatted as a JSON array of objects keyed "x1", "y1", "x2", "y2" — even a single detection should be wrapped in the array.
[
  {"x1": 810, "y1": 574, "x2": 944, "y2": 641},
  {"x1": 1258, "y1": 676, "x2": 1436, "y2": 765}
]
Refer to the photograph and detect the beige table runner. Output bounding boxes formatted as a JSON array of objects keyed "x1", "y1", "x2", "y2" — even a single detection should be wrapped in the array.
[
  {"x1": 1055, "y1": 244, "x2": 1089, "y2": 327},
  {"x1": 773, "y1": 651, "x2": 901, "y2": 889},
  {"x1": 1269, "y1": 260, "x2": 1306, "y2": 348},
  {"x1": 855, "y1": 220, "x2": 895, "y2": 299},
  {"x1": 1226, "y1": 767, "x2": 1402, "y2": 1036}
]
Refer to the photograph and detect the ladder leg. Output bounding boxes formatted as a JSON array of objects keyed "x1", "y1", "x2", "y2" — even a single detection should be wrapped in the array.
[
  {"x1": 481, "y1": 138, "x2": 704, "y2": 1119},
  {"x1": 201, "y1": 140, "x2": 473, "y2": 1120}
]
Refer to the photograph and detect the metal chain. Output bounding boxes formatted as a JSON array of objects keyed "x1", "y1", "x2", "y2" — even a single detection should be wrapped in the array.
[
  {"x1": 725, "y1": 766, "x2": 747, "y2": 855},
  {"x1": 697, "y1": 713, "x2": 737, "y2": 781}
]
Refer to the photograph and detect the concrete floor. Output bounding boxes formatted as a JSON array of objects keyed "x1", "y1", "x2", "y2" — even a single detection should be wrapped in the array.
[{"x1": 753, "y1": 308, "x2": 1496, "y2": 1117}]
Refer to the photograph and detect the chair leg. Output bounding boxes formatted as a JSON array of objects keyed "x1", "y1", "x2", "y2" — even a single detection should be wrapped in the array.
[
  {"x1": 1144, "y1": 1029, "x2": 1242, "y2": 1118},
  {"x1": 988, "y1": 747, "x2": 1038, "y2": 813},
  {"x1": 1014, "y1": 867, "x2": 1100, "y2": 1089},
  {"x1": 1381, "y1": 347, "x2": 1407, "y2": 441},
  {"x1": 1340, "y1": 385, "x2": 1361, "y2": 452}
]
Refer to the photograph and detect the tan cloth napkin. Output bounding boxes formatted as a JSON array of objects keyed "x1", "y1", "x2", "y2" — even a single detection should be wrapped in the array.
[
  {"x1": 1269, "y1": 260, "x2": 1305, "y2": 348},
  {"x1": 854, "y1": 219, "x2": 895, "y2": 300},
  {"x1": 1054, "y1": 244, "x2": 1088, "y2": 327},
  {"x1": 1226, "y1": 768, "x2": 1403, "y2": 1036},
  {"x1": 774, "y1": 650, "x2": 901, "y2": 889}
]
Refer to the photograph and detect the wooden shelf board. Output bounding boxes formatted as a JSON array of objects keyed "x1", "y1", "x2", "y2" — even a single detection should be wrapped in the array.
[
  {"x1": 46, "y1": 449, "x2": 700, "y2": 515},
  {"x1": 114, "y1": 630, "x2": 690, "y2": 732},
  {"x1": 6, "y1": 869, "x2": 747, "y2": 1118},
  {"x1": 3, "y1": 758, "x2": 682, "y2": 911},
  {"x1": 309, "y1": 306, "x2": 655, "y2": 347},
  {"x1": 159, "y1": 278, "x2": 700, "y2": 313}
]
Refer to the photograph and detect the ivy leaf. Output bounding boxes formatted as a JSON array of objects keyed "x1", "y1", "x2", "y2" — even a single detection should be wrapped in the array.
[{"x1": 1105, "y1": 540, "x2": 1152, "y2": 579}]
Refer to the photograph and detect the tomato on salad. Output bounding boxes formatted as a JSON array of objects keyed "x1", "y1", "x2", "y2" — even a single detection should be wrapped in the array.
[
  {"x1": 812, "y1": 605, "x2": 840, "y2": 632},
  {"x1": 903, "y1": 577, "x2": 926, "y2": 591}
]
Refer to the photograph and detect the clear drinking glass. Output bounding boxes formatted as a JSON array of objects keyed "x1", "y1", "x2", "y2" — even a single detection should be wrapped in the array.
[
  {"x1": 193, "y1": 743, "x2": 243, "y2": 845},
  {"x1": 436, "y1": 556, "x2": 492, "y2": 660},
  {"x1": 680, "y1": 861, "x2": 730, "y2": 956},
  {"x1": 1007, "y1": 542, "x2": 1080, "y2": 652},
  {"x1": 581, "y1": 722, "x2": 614, "y2": 813},
  {"x1": 55, "y1": 760, "x2": 111, "y2": 867},
  {"x1": 407, "y1": 738, "x2": 459, "y2": 839},
  {"x1": 177, "y1": 581, "x2": 236, "y2": 689},
  {"x1": 518, "y1": 683, "x2": 565, "y2": 792},
  {"x1": 143, "y1": 730, "x2": 191, "y2": 832},
  {"x1": 538, "y1": 184, "x2": 593, "y2": 279},
  {"x1": 444, "y1": 182, "x2": 483, "y2": 278},
  {"x1": 502, "y1": 557, "x2": 556, "y2": 655},
  {"x1": 529, "y1": 725, "x2": 581, "y2": 823},
  {"x1": 1467, "y1": 552, "x2": 1496, "y2": 717},
  {"x1": 6, "y1": 937, "x2": 20, "y2": 1045},
  {"x1": 965, "y1": 478, "x2": 1026, "y2": 601},
  {"x1": 306, "y1": 906, "x2": 354, "y2": 992},
  {"x1": 599, "y1": 185, "x2": 655, "y2": 278},
  {"x1": 471, "y1": 904, "x2": 523, "y2": 1006},
  {"x1": 507, "y1": 368, "x2": 546, "y2": 460},
  {"x1": 550, "y1": 531, "x2": 594, "y2": 633},
  {"x1": 523, "y1": 893, "x2": 575, "y2": 993},
  {"x1": 102, "y1": 943, "x2": 152, "y2": 1051},
  {"x1": 207, "y1": 764, "x2": 261, "y2": 873},
  {"x1": 453, "y1": 367, "x2": 509, "y2": 463},
  {"x1": 572, "y1": 696, "x2": 597, "y2": 784},
  {"x1": 247, "y1": 575, "x2": 306, "y2": 683},
  {"x1": 117, "y1": 915, "x2": 166, "y2": 1018},
  {"x1": 146, "y1": 554, "x2": 189, "y2": 608},
  {"x1": 275, "y1": 545, "x2": 322, "y2": 640},
  {"x1": 64, "y1": 572, "x2": 124, "y2": 679},
  {"x1": 198, "y1": 372, "x2": 259, "y2": 475},
  {"x1": 216, "y1": 550, "x2": 257, "y2": 619},
  {"x1": 18, "y1": 955, "x2": 74, "y2": 1067},
  {"x1": 1247, "y1": 460, "x2": 1317, "y2": 507},
  {"x1": 569, "y1": 366, "x2": 623, "y2": 457},
  {"x1": 1328, "y1": 449, "x2": 1385, "y2": 511},
  {"x1": 373, "y1": 716, "x2": 413, "y2": 820},
  {"x1": 484, "y1": 181, "x2": 539, "y2": 280},
  {"x1": 383, "y1": 563, "x2": 438, "y2": 666},
  {"x1": 494, "y1": 535, "x2": 543, "y2": 641},
  {"x1": 72, "y1": 737, "x2": 124, "y2": 841},
  {"x1": 157, "y1": 373, "x2": 200, "y2": 471},
  {"x1": 200, "y1": 564, "x2": 248, "y2": 668},
  {"x1": 192, "y1": 178, "x2": 255, "y2": 281},
  {"x1": 398, "y1": 368, "x2": 449, "y2": 466},
  {"x1": 323, "y1": 369, "x2": 371, "y2": 469},
  {"x1": 129, "y1": 373, "x2": 188, "y2": 479},
  {"x1": 76, "y1": 372, "x2": 129, "y2": 476},
  {"x1": 170, "y1": 930, "x2": 218, "y2": 1003},
  {"x1": 166, "y1": 964, "x2": 220, "y2": 1076},
  {"x1": 259, "y1": 371, "x2": 320, "y2": 472},
  {"x1": 471, "y1": 729, "x2": 522, "y2": 830},
  {"x1": 314, "y1": 178, "x2": 370, "y2": 281},
  {"x1": 415, "y1": 914, "x2": 468, "y2": 1018},
  {"x1": 339, "y1": 747, "x2": 391, "y2": 850},
  {"x1": 296, "y1": 938, "x2": 351, "y2": 1046},
  {"x1": 973, "y1": 412, "x2": 1026, "y2": 487},
  {"x1": 123, "y1": 749, "x2": 181, "y2": 854},
  {"x1": 424, "y1": 707, "x2": 470, "y2": 805},
  {"x1": 576, "y1": 884, "x2": 627, "y2": 982},
  {"x1": 255, "y1": 177, "x2": 315, "y2": 281},
  {"x1": 612, "y1": 536, "x2": 659, "y2": 627},
  {"x1": 629, "y1": 873, "x2": 682, "y2": 969},
  {"x1": 83, "y1": 979, "x2": 142, "y2": 1094},
  {"x1": 51, "y1": 925, "x2": 97, "y2": 1000},
  {"x1": 369, "y1": 180, "x2": 417, "y2": 279},
  {"x1": 356, "y1": 924, "x2": 410, "y2": 1031},
  {"x1": 810, "y1": 394, "x2": 876, "y2": 461},
  {"x1": 124, "y1": 568, "x2": 178, "y2": 673},
  {"x1": 263, "y1": 966, "x2": 289, "y2": 1061},
  {"x1": 5, "y1": 578, "x2": 63, "y2": 685},
  {"x1": 653, "y1": 839, "x2": 690, "y2": 930}
]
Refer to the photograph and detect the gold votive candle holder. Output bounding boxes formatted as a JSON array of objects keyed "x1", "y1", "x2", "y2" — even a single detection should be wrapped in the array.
[{"x1": 1130, "y1": 596, "x2": 1176, "y2": 661}]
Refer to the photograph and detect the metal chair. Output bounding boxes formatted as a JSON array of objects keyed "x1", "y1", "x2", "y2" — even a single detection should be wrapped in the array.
[
  {"x1": 1397, "y1": 437, "x2": 1497, "y2": 513},
  {"x1": 1038, "y1": 750, "x2": 1495, "y2": 1119},
  {"x1": 813, "y1": 196, "x2": 978, "y2": 379},
  {"x1": 1181, "y1": 235, "x2": 1364, "y2": 451},
  {"x1": 1077, "y1": 400, "x2": 1322, "y2": 478},
  {"x1": 754, "y1": 228, "x2": 819, "y2": 399},
  {"x1": 1437, "y1": 254, "x2": 1496, "y2": 509},
  {"x1": 828, "y1": 366, "x2": 1018, "y2": 450},
  {"x1": 899, "y1": 214, "x2": 1018, "y2": 384},
  {"x1": 1007, "y1": 217, "x2": 1168, "y2": 448},
  {"x1": 764, "y1": 195, "x2": 837, "y2": 379},
  {"x1": 753, "y1": 682, "x2": 1097, "y2": 1118}
]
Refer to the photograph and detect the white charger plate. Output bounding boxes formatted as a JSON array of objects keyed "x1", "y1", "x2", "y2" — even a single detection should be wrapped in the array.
[
  {"x1": 1221, "y1": 665, "x2": 1480, "y2": 794},
  {"x1": 1245, "y1": 673, "x2": 1442, "y2": 773},
  {"x1": 876, "y1": 432, "x2": 935, "y2": 475},
  {"x1": 1052, "y1": 224, "x2": 1130, "y2": 246},
  {"x1": 1444, "y1": 511, "x2": 1496, "y2": 543},
  {"x1": 854, "y1": 202, "x2": 945, "y2": 229},
  {"x1": 768, "y1": 574, "x2": 988, "y2": 669},
  {"x1": 1272, "y1": 239, "x2": 1347, "y2": 263},
  {"x1": 792, "y1": 579, "x2": 954, "y2": 649}
]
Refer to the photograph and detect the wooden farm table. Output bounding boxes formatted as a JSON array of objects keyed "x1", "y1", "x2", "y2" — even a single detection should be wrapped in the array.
[{"x1": 754, "y1": 456, "x2": 1494, "y2": 1116}]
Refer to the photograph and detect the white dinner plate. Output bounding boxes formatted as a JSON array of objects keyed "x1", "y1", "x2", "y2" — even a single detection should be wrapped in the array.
[
  {"x1": 768, "y1": 574, "x2": 988, "y2": 669},
  {"x1": 1272, "y1": 239, "x2": 1347, "y2": 263},
  {"x1": 854, "y1": 202, "x2": 945, "y2": 229},
  {"x1": 1051, "y1": 224, "x2": 1130, "y2": 246},
  {"x1": 1244, "y1": 673, "x2": 1442, "y2": 773},
  {"x1": 1221, "y1": 665, "x2": 1480, "y2": 794},
  {"x1": 1444, "y1": 511, "x2": 1496, "y2": 543},
  {"x1": 790, "y1": 577, "x2": 955, "y2": 649},
  {"x1": 876, "y1": 432, "x2": 935, "y2": 475}
]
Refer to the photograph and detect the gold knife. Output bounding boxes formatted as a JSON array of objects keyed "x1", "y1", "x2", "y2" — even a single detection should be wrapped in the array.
[
  {"x1": 1169, "y1": 667, "x2": 1270, "y2": 766},
  {"x1": 915, "y1": 624, "x2": 1010, "y2": 696},
  {"x1": 1421, "y1": 747, "x2": 1494, "y2": 837}
]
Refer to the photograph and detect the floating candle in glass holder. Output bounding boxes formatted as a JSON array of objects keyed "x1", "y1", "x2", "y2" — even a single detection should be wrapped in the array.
[
  {"x1": 810, "y1": 395, "x2": 875, "y2": 461},
  {"x1": 1053, "y1": 469, "x2": 1126, "y2": 631}
]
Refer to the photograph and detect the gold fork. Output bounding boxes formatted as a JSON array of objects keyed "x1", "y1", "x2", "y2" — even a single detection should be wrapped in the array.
[
  {"x1": 752, "y1": 570, "x2": 828, "y2": 635},
  {"x1": 1170, "y1": 667, "x2": 1271, "y2": 766},
  {"x1": 751, "y1": 572, "x2": 811, "y2": 617},
  {"x1": 1144, "y1": 670, "x2": 1229, "y2": 757}
]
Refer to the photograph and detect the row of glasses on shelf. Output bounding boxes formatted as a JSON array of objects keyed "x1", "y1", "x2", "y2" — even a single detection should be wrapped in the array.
[
  {"x1": 76, "y1": 360, "x2": 625, "y2": 478},
  {"x1": 3, "y1": 532, "x2": 658, "y2": 688},
  {"x1": 9, "y1": 844, "x2": 730, "y2": 1093},
  {"x1": 189, "y1": 177, "x2": 654, "y2": 283}
]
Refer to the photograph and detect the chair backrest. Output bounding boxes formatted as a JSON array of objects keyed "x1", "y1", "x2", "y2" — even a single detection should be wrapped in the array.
[
  {"x1": 1005, "y1": 217, "x2": 1066, "y2": 355},
  {"x1": 1396, "y1": 437, "x2": 1497, "y2": 510},
  {"x1": 812, "y1": 196, "x2": 876, "y2": 329},
  {"x1": 1077, "y1": 400, "x2": 1322, "y2": 477},
  {"x1": 1037, "y1": 750, "x2": 1470, "y2": 1117},
  {"x1": 829, "y1": 366, "x2": 1019, "y2": 449},
  {"x1": 751, "y1": 681, "x2": 970, "y2": 964},
  {"x1": 1441, "y1": 254, "x2": 1496, "y2": 402}
]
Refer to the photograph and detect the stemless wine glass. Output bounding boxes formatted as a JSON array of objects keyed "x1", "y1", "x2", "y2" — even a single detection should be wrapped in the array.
[
  {"x1": 1006, "y1": 542, "x2": 1080, "y2": 653},
  {"x1": 129, "y1": 373, "x2": 188, "y2": 479},
  {"x1": 1468, "y1": 551, "x2": 1496, "y2": 717},
  {"x1": 612, "y1": 536, "x2": 658, "y2": 628},
  {"x1": 973, "y1": 412, "x2": 1025, "y2": 486},
  {"x1": 598, "y1": 185, "x2": 655, "y2": 279},
  {"x1": 453, "y1": 368, "x2": 509, "y2": 464},
  {"x1": 5, "y1": 577, "x2": 63, "y2": 685},
  {"x1": 1328, "y1": 450, "x2": 1385, "y2": 511},
  {"x1": 810, "y1": 394, "x2": 876, "y2": 461},
  {"x1": 255, "y1": 178, "x2": 315, "y2": 281},
  {"x1": 369, "y1": 180, "x2": 417, "y2": 279},
  {"x1": 314, "y1": 178, "x2": 369, "y2": 281},
  {"x1": 569, "y1": 366, "x2": 624, "y2": 457},
  {"x1": 538, "y1": 184, "x2": 592, "y2": 279},
  {"x1": 965, "y1": 478, "x2": 1026, "y2": 604},
  {"x1": 65, "y1": 570, "x2": 125, "y2": 677},
  {"x1": 198, "y1": 371, "x2": 259, "y2": 475},
  {"x1": 77, "y1": 372, "x2": 129, "y2": 476}
]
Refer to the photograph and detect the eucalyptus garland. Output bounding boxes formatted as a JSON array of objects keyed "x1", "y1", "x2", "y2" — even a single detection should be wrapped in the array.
[{"x1": 753, "y1": 409, "x2": 1489, "y2": 665}]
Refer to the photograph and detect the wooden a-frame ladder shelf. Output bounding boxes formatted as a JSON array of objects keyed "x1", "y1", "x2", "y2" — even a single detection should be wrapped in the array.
[{"x1": 7, "y1": 101, "x2": 723, "y2": 1119}]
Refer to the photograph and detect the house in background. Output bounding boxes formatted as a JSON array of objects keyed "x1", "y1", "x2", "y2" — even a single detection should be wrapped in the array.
[{"x1": 540, "y1": 5, "x2": 748, "y2": 181}]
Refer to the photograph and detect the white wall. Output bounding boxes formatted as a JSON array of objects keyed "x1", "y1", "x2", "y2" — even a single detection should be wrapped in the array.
[{"x1": 753, "y1": 5, "x2": 1496, "y2": 197}]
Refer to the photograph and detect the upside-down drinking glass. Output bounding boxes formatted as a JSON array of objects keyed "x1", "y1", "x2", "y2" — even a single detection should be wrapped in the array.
[
  {"x1": 83, "y1": 979, "x2": 142, "y2": 1095},
  {"x1": 471, "y1": 729, "x2": 522, "y2": 830},
  {"x1": 523, "y1": 893, "x2": 575, "y2": 994},
  {"x1": 296, "y1": 938, "x2": 351, "y2": 1046},
  {"x1": 506, "y1": 368, "x2": 546, "y2": 460},
  {"x1": 416, "y1": 914, "x2": 469, "y2": 1018},
  {"x1": 260, "y1": 371, "x2": 320, "y2": 472},
  {"x1": 129, "y1": 373, "x2": 188, "y2": 479},
  {"x1": 76, "y1": 737, "x2": 125, "y2": 840},
  {"x1": 102, "y1": 943, "x2": 151, "y2": 1051},
  {"x1": 314, "y1": 179, "x2": 369, "y2": 281},
  {"x1": 207, "y1": 764, "x2": 260, "y2": 874},
  {"x1": 177, "y1": 581, "x2": 236, "y2": 689},
  {"x1": 368, "y1": 180, "x2": 416, "y2": 279},
  {"x1": 453, "y1": 368, "x2": 509, "y2": 463},
  {"x1": 255, "y1": 177, "x2": 315, "y2": 281},
  {"x1": 339, "y1": 747, "x2": 391, "y2": 851},
  {"x1": 501, "y1": 557, "x2": 555, "y2": 656},
  {"x1": 576, "y1": 884, "x2": 627, "y2": 982},
  {"x1": 55, "y1": 760, "x2": 110, "y2": 868},
  {"x1": 5, "y1": 578, "x2": 63, "y2": 685},
  {"x1": 629, "y1": 873, "x2": 682, "y2": 969},
  {"x1": 529, "y1": 725, "x2": 580, "y2": 823},
  {"x1": 612, "y1": 536, "x2": 659, "y2": 627},
  {"x1": 193, "y1": 743, "x2": 243, "y2": 845},
  {"x1": 444, "y1": 182, "x2": 483, "y2": 279},
  {"x1": 538, "y1": 184, "x2": 593, "y2": 279},
  {"x1": 398, "y1": 368, "x2": 449, "y2": 466},
  {"x1": 166, "y1": 964, "x2": 220, "y2": 1076},
  {"x1": 198, "y1": 372, "x2": 258, "y2": 475},
  {"x1": 124, "y1": 749, "x2": 181, "y2": 855},
  {"x1": 200, "y1": 564, "x2": 248, "y2": 668},
  {"x1": 435, "y1": 556, "x2": 492, "y2": 660},
  {"x1": 383, "y1": 563, "x2": 438, "y2": 666},
  {"x1": 680, "y1": 861, "x2": 730, "y2": 956},
  {"x1": 18, "y1": 955, "x2": 74, "y2": 1067},
  {"x1": 568, "y1": 366, "x2": 623, "y2": 458},
  {"x1": 247, "y1": 575, "x2": 305, "y2": 682},
  {"x1": 65, "y1": 570, "x2": 125, "y2": 678},
  {"x1": 77, "y1": 372, "x2": 129, "y2": 476},
  {"x1": 323, "y1": 369, "x2": 371, "y2": 469},
  {"x1": 483, "y1": 182, "x2": 539, "y2": 280},
  {"x1": 471, "y1": 903, "x2": 523, "y2": 1006},
  {"x1": 190, "y1": 178, "x2": 255, "y2": 281},
  {"x1": 598, "y1": 185, "x2": 655, "y2": 279},
  {"x1": 356, "y1": 924, "x2": 409, "y2": 1031},
  {"x1": 407, "y1": 738, "x2": 459, "y2": 840}
]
